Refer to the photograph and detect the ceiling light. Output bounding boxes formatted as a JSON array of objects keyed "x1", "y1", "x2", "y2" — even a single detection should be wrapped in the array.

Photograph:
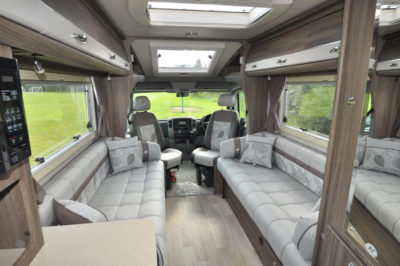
[{"x1": 32, "y1": 54, "x2": 45, "y2": 75}]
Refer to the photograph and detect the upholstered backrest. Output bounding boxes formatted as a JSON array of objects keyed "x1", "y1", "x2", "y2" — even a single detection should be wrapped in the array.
[
  {"x1": 220, "y1": 132, "x2": 326, "y2": 196},
  {"x1": 38, "y1": 138, "x2": 162, "y2": 226},
  {"x1": 129, "y1": 96, "x2": 165, "y2": 150},
  {"x1": 39, "y1": 139, "x2": 109, "y2": 226},
  {"x1": 204, "y1": 94, "x2": 239, "y2": 151}
]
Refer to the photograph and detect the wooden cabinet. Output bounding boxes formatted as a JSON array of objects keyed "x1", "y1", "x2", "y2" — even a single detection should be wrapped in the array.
[
  {"x1": 245, "y1": 41, "x2": 341, "y2": 75},
  {"x1": 0, "y1": 0, "x2": 129, "y2": 74}
]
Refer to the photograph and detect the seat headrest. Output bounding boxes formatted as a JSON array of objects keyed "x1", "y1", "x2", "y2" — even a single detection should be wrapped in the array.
[
  {"x1": 133, "y1": 96, "x2": 150, "y2": 111},
  {"x1": 218, "y1": 94, "x2": 234, "y2": 108}
]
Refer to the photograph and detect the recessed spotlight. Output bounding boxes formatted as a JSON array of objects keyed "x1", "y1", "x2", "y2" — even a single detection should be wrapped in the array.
[{"x1": 185, "y1": 32, "x2": 198, "y2": 37}]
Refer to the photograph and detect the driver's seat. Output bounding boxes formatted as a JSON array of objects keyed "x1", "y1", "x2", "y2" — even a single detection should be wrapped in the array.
[
  {"x1": 129, "y1": 96, "x2": 183, "y2": 171},
  {"x1": 191, "y1": 94, "x2": 239, "y2": 183}
]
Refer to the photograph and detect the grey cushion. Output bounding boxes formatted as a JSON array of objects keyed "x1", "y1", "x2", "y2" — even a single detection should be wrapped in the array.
[
  {"x1": 218, "y1": 94, "x2": 234, "y2": 107},
  {"x1": 292, "y1": 212, "x2": 319, "y2": 261},
  {"x1": 161, "y1": 148, "x2": 182, "y2": 169},
  {"x1": 351, "y1": 168, "x2": 400, "y2": 242},
  {"x1": 54, "y1": 199, "x2": 107, "y2": 225},
  {"x1": 240, "y1": 134, "x2": 276, "y2": 168},
  {"x1": 217, "y1": 158, "x2": 319, "y2": 261},
  {"x1": 361, "y1": 137, "x2": 400, "y2": 176},
  {"x1": 133, "y1": 96, "x2": 150, "y2": 111},
  {"x1": 105, "y1": 138, "x2": 143, "y2": 175},
  {"x1": 354, "y1": 135, "x2": 368, "y2": 167},
  {"x1": 192, "y1": 147, "x2": 220, "y2": 167}
]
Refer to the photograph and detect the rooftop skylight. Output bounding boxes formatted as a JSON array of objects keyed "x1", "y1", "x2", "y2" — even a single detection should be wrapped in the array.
[
  {"x1": 157, "y1": 49, "x2": 215, "y2": 73},
  {"x1": 148, "y1": 2, "x2": 254, "y2": 13},
  {"x1": 147, "y1": 2, "x2": 271, "y2": 28}
]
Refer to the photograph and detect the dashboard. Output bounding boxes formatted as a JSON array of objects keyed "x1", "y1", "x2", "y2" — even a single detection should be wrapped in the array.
[{"x1": 167, "y1": 117, "x2": 197, "y2": 141}]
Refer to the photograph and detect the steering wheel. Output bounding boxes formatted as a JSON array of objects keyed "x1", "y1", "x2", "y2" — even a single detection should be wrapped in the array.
[{"x1": 199, "y1": 114, "x2": 212, "y2": 131}]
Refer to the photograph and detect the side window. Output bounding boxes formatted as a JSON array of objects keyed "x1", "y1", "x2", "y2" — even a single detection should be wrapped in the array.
[
  {"x1": 238, "y1": 90, "x2": 246, "y2": 120},
  {"x1": 21, "y1": 81, "x2": 95, "y2": 167},
  {"x1": 281, "y1": 81, "x2": 336, "y2": 138}
]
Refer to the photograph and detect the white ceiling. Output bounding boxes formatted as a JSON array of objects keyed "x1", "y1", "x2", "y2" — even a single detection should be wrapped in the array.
[{"x1": 95, "y1": 0, "x2": 328, "y2": 40}]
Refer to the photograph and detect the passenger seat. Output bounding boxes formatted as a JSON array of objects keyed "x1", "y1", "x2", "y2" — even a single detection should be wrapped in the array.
[
  {"x1": 129, "y1": 96, "x2": 182, "y2": 183},
  {"x1": 191, "y1": 94, "x2": 239, "y2": 185}
]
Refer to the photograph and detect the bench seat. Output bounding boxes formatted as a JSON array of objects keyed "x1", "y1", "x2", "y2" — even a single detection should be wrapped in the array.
[
  {"x1": 38, "y1": 138, "x2": 167, "y2": 265},
  {"x1": 217, "y1": 133, "x2": 325, "y2": 266}
]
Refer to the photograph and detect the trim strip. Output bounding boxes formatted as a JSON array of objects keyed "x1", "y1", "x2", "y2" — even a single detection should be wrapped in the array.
[
  {"x1": 274, "y1": 147, "x2": 325, "y2": 179},
  {"x1": 72, "y1": 154, "x2": 108, "y2": 201},
  {"x1": 141, "y1": 141, "x2": 149, "y2": 161},
  {"x1": 234, "y1": 137, "x2": 241, "y2": 158}
]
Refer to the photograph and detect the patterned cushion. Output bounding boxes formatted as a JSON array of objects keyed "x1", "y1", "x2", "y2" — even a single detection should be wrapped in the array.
[
  {"x1": 211, "y1": 121, "x2": 231, "y2": 151},
  {"x1": 354, "y1": 135, "x2": 368, "y2": 167},
  {"x1": 240, "y1": 135, "x2": 276, "y2": 168},
  {"x1": 140, "y1": 124, "x2": 157, "y2": 143},
  {"x1": 106, "y1": 138, "x2": 143, "y2": 175},
  {"x1": 361, "y1": 137, "x2": 400, "y2": 176}
]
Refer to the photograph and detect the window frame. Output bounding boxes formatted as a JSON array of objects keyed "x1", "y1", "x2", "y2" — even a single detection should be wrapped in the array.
[
  {"x1": 279, "y1": 75, "x2": 337, "y2": 150},
  {"x1": 19, "y1": 70, "x2": 97, "y2": 182}
]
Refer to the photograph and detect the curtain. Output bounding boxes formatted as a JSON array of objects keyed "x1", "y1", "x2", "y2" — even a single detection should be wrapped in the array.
[
  {"x1": 264, "y1": 76, "x2": 287, "y2": 132},
  {"x1": 92, "y1": 77, "x2": 112, "y2": 137}
]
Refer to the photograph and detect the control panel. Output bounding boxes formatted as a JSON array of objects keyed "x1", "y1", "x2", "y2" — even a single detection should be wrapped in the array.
[
  {"x1": 168, "y1": 117, "x2": 197, "y2": 140},
  {"x1": 0, "y1": 57, "x2": 31, "y2": 175}
]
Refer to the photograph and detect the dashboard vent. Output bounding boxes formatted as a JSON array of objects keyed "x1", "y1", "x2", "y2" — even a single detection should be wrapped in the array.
[{"x1": 168, "y1": 120, "x2": 173, "y2": 128}]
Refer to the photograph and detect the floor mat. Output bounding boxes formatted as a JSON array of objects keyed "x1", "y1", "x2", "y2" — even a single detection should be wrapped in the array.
[{"x1": 166, "y1": 161, "x2": 213, "y2": 198}]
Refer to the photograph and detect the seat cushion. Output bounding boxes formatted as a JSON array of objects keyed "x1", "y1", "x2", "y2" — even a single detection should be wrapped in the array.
[
  {"x1": 192, "y1": 147, "x2": 220, "y2": 167},
  {"x1": 89, "y1": 160, "x2": 167, "y2": 262},
  {"x1": 217, "y1": 158, "x2": 318, "y2": 260},
  {"x1": 161, "y1": 148, "x2": 182, "y2": 169},
  {"x1": 352, "y1": 168, "x2": 400, "y2": 242}
]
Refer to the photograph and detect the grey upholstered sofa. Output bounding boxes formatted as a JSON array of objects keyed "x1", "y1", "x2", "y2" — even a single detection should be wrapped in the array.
[
  {"x1": 38, "y1": 138, "x2": 167, "y2": 265},
  {"x1": 217, "y1": 132, "x2": 325, "y2": 266}
]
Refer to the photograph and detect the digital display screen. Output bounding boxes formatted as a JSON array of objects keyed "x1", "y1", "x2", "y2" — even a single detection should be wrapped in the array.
[{"x1": 1, "y1": 75, "x2": 13, "y2": 82}]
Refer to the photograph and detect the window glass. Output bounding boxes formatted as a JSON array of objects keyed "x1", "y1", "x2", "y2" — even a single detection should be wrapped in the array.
[
  {"x1": 133, "y1": 92, "x2": 225, "y2": 120},
  {"x1": 21, "y1": 81, "x2": 92, "y2": 167},
  {"x1": 157, "y1": 49, "x2": 215, "y2": 73},
  {"x1": 282, "y1": 82, "x2": 336, "y2": 137},
  {"x1": 238, "y1": 90, "x2": 246, "y2": 119}
]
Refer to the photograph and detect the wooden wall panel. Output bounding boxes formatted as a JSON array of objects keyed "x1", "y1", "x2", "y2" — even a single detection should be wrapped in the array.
[
  {"x1": 244, "y1": 76, "x2": 269, "y2": 134},
  {"x1": 0, "y1": 45, "x2": 44, "y2": 266},
  {"x1": 314, "y1": 0, "x2": 377, "y2": 264},
  {"x1": 42, "y1": 0, "x2": 126, "y2": 59},
  {"x1": 247, "y1": 10, "x2": 343, "y2": 63},
  {"x1": 371, "y1": 76, "x2": 400, "y2": 138}
]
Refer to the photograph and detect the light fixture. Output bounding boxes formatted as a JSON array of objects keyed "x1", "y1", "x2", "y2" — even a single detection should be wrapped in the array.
[
  {"x1": 32, "y1": 54, "x2": 45, "y2": 75},
  {"x1": 185, "y1": 32, "x2": 198, "y2": 37},
  {"x1": 107, "y1": 74, "x2": 111, "y2": 81}
]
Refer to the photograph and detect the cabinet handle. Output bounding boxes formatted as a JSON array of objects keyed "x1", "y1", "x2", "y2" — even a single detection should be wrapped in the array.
[
  {"x1": 276, "y1": 58, "x2": 287, "y2": 64},
  {"x1": 71, "y1": 33, "x2": 88, "y2": 44},
  {"x1": 251, "y1": 64, "x2": 257, "y2": 69},
  {"x1": 389, "y1": 63, "x2": 398, "y2": 67},
  {"x1": 329, "y1": 46, "x2": 340, "y2": 53},
  {"x1": 109, "y1": 54, "x2": 116, "y2": 60}
]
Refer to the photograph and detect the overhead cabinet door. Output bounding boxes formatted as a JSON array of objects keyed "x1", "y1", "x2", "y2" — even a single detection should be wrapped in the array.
[
  {"x1": 0, "y1": 0, "x2": 130, "y2": 73},
  {"x1": 245, "y1": 41, "x2": 341, "y2": 74}
]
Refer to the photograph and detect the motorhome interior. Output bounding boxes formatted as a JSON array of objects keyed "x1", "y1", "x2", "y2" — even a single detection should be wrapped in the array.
[{"x1": 0, "y1": 0, "x2": 399, "y2": 265}]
